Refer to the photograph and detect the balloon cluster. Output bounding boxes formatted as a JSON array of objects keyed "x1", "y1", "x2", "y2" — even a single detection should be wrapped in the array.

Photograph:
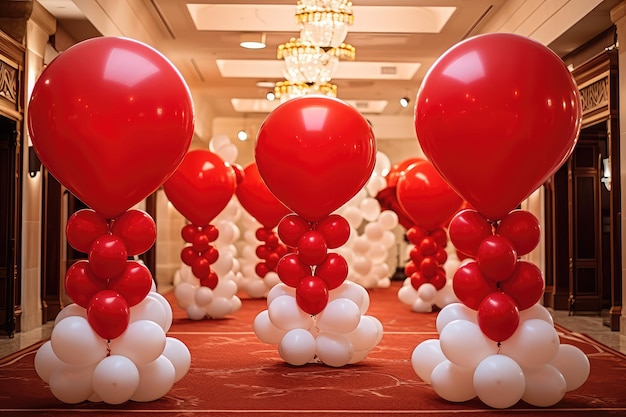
[
  {"x1": 449, "y1": 209, "x2": 544, "y2": 341},
  {"x1": 253, "y1": 227, "x2": 290, "y2": 279},
  {"x1": 64, "y1": 209, "x2": 156, "y2": 340},
  {"x1": 412, "y1": 302, "x2": 590, "y2": 408},
  {"x1": 254, "y1": 280, "x2": 383, "y2": 367},
  {"x1": 174, "y1": 200, "x2": 243, "y2": 320},
  {"x1": 397, "y1": 226, "x2": 460, "y2": 312},
  {"x1": 180, "y1": 223, "x2": 220, "y2": 288},
  {"x1": 34, "y1": 288, "x2": 190, "y2": 404}
]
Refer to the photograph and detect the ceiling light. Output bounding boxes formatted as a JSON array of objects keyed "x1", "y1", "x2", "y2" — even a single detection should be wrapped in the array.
[
  {"x1": 266, "y1": 91, "x2": 276, "y2": 101},
  {"x1": 240, "y1": 33, "x2": 266, "y2": 49},
  {"x1": 400, "y1": 96, "x2": 410, "y2": 108},
  {"x1": 237, "y1": 129, "x2": 248, "y2": 141},
  {"x1": 296, "y1": 0, "x2": 354, "y2": 47},
  {"x1": 274, "y1": 81, "x2": 337, "y2": 102},
  {"x1": 278, "y1": 38, "x2": 354, "y2": 85}
]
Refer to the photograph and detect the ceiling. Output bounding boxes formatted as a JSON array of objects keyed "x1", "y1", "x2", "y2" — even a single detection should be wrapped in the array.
[{"x1": 37, "y1": 0, "x2": 619, "y2": 141}]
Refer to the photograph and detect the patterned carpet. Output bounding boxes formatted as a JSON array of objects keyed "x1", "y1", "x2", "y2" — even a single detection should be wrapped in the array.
[{"x1": 1, "y1": 280, "x2": 625, "y2": 416}]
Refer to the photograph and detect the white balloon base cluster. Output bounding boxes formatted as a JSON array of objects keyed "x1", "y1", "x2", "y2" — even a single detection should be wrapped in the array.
[
  {"x1": 254, "y1": 280, "x2": 383, "y2": 367},
  {"x1": 34, "y1": 289, "x2": 191, "y2": 404},
  {"x1": 411, "y1": 302, "x2": 590, "y2": 408},
  {"x1": 174, "y1": 264, "x2": 242, "y2": 320}
]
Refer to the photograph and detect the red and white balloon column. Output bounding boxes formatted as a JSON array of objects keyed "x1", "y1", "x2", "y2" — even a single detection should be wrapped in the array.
[
  {"x1": 253, "y1": 96, "x2": 383, "y2": 367},
  {"x1": 396, "y1": 159, "x2": 464, "y2": 312},
  {"x1": 28, "y1": 37, "x2": 193, "y2": 404},
  {"x1": 410, "y1": 33, "x2": 588, "y2": 408},
  {"x1": 235, "y1": 162, "x2": 292, "y2": 297},
  {"x1": 163, "y1": 149, "x2": 242, "y2": 320}
]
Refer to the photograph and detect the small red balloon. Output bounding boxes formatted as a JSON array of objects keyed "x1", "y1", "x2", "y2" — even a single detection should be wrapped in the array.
[
  {"x1": 500, "y1": 261, "x2": 545, "y2": 310},
  {"x1": 297, "y1": 231, "x2": 328, "y2": 266},
  {"x1": 316, "y1": 214, "x2": 350, "y2": 249},
  {"x1": 315, "y1": 253, "x2": 348, "y2": 290},
  {"x1": 66, "y1": 209, "x2": 109, "y2": 253},
  {"x1": 448, "y1": 209, "x2": 493, "y2": 258},
  {"x1": 278, "y1": 214, "x2": 310, "y2": 248},
  {"x1": 497, "y1": 210, "x2": 541, "y2": 256},
  {"x1": 476, "y1": 235, "x2": 518, "y2": 282},
  {"x1": 276, "y1": 253, "x2": 310, "y2": 287},
  {"x1": 452, "y1": 261, "x2": 497, "y2": 310},
  {"x1": 88, "y1": 234, "x2": 128, "y2": 279},
  {"x1": 87, "y1": 289, "x2": 130, "y2": 340},
  {"x1": 296, "y1": 276, "x2": 329, "y2": 315},
  {"x1": 108, "y1": 261, "x2": 153, "y2": 307},
  {"x1": 110, "y1": 209, "x2": 156, "y2": 256},
  {"x1": 65, "y1": 260, "x2": 108, "y2": 308},
  {"x1": 477, "y1": 291, "x2": 520, "y2": 342}
]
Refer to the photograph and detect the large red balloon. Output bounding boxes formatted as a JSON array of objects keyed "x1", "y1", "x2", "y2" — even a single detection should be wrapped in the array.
[
  {"x1": 415, "y1": 33, "x2": 581, "y2": 221},
  {"x1": 396, "y1": 160, "x2": 463, "y2": 231},
  {"x1": 235, "y1": 162, "x2": 291, "y2": 228},
  {"x1": 163, "y1": 149, "x2": 236, "y2": 226},
  {"x1": 256, "y1": 96, "x2": 376, "y2": 222},
  {"x1": 28, "y1": 37, "x2": 194, "y2": 219}
]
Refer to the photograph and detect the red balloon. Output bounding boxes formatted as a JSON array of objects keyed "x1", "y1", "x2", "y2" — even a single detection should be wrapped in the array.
[
  {"x1": 200, "y1": 271, "x2": 218, "y2": 289},
  {"x1": 87, "y1": 289, "x2": 130, "y2": 340},
  {"x1": 415, "y1": 33, "x2": 581, "y2": 221},
  {"x1": 448, "y1": 209, "x2": 493, "y2": 257},
  {"x1": 110, "y1": 209, "x2": 156, "y2": 256},
  {"x1": 386, "y1": 157, "x2": 424, "y2": 188},
  {"x1": 419, "y1": 257, "x2": 438, "y2": 278},
  {"x1": 65, "y1": 260, "x2": 108, "y2": 308},
  {"x1": 180, "y1": 246, "x2": 197, "y2": 266},
  {"x1": 410, "y1": 271, "x2": 427, "y2": 290},
  {"x1": 277, "y1": 214, "x2": 310, "y2": 247},
  {"x1": 66, "y1": 209, "x2": 109, "y2": 253},
  {"x1": 88, "y1": 234, "x2": 128, "y2": 279},
  {"x1": 477, "y1": 292, "x2": 520, "y2": 342},
  {"x1": 315, "y1": 253, "x2": 348, "y2": 290},
  {"x1": 203, "y1": 247, "x2": 219, "y2": 264},
  {"x1": 476, "y1": 235, "x2": 518, "y2": 282},
  {"x1": 181, "y1": 224, "x2": 198, "y2": 243},
  {"x1": 193, "y1": 233, "x2": 211, "y2": 253},
  {"x1": 452, "y1": 261, "x2": 497, "y2": 310},
  {"x1": 500, "y1": 261, "x2": 545, "y2": 310},
  {"x1": 396, "y1": 160, "x2": 463, "y2": 231},
  {"x1": 406, "y1": 226, "x2": 427, "y2": 245},
  {"x1": 28, "y1": 37, "x2": 194, "y2": 219},
  {"x1": 375, "y1": 186, "x2": 414, "y2": 230},
  {"x1": 296, "y1": 276, "x2": 329, "y2": 315},
  {"x1": 192, "y1": 257, "x2": 211, "y2": 280},
  {"x1": 163, "y1": 149, "x2": 236, "y2": 226},
  {"x1": 235, "y1": 162, "x2": 291, "y2": 229},
  {"x1": 316, "y1": 214, "x2": 350, "y2": 249},
  {"x1": 497, "y1": 210, "x2": 541, "y2": 256},
  {"x1": 297, "y1": 231, "x2": 328, "y2": 266},
  {"x1": 256, "y1": 96, "x2": 376, "y2": 222},
  {"x1": 430, "y1": 270, "x2": 447, "y2": 291},
  {"x1": 108, "y1": 261, "x2": 153, "y2": 307},
  {"x1": 255, "y1": 262, "x2": 270, "y2": 278},
  {"x1": 276, "y1": 253, "x2": 311, "y2": 287}
]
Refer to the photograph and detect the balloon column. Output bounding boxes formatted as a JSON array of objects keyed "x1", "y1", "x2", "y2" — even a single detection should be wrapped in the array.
[
  {"x1": 164, "y1": 149, "x2": 242, "y2": 319},
  {"x1": 235, "y1": 162, "x2": 291, "y2": 297},
  {"x1": 253, "y1": 96, "x2": 383, "y2": 366},
  {"x1": 410, "y1": 33, "x2": 586, "y2": 408},
  {"x1": 375, "y1": 157, "x2": 421, "y2": 230},
  {"x1": 396, "y1": 159, "x2": 463, "y2": 312},
  {"x1": 28, "y1": 37, "x2": 193, "y2": 404}
]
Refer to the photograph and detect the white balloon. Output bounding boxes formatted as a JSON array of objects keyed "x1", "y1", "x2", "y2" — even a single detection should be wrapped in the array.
[
  {"x1": 144, "y1": 292, "x2": 173, "y2": 333},
  {"x1": 417, "y1": 283, "x2": 437, "y2": 303},
  {"x1": 212, "y1": 250, "x2": 234, "y2": 276},
  {"x1": 268, "y1": 295, "x2": 314, "y2": 330},
  {"x1": 130, "y1": 295, "x2": 167, "y2": 329},
  {"x1": 209, "y1": 133, "x2": 231, "y2": 151},
  {"x1": 352, "y1": 236, "x2": 371, "y2": 255},
  {"x1": 342, "y1": 206, "x2": 363, "y2": 229},
  {"x1": 360, "y1": 197, "x2": 381, "y2": 222},
  {"x1": 194, "y1": 286, "x2": 214, "y2": 307},
  {"x1": 398, "y1": 285, "x2": 419, "y2": 306},
  {"x1": 213, "y1": 279, "x2": 238, "y2": 298},
  {"x1": 473, "y1": 354, "x2": 525, "y2": 409},
  {"x1": 186, "y1": 303, "x2": 207, "y2": 320},
  {"x1": 352, "y1": 256, "x2": 372, "y2": 276},
  {"x1": 162, "y1": 337, "x2": 191, "y2": 382},
  {"x1": 522, "y1": 364, "x2": 566, "y2": 407},
  {"x1": 110, "y1": 320, "x2": 166, "y2": 366},
  {"x1": 206, "y1": 296, "x2": 234, "y2": 318},
  {"x1": 216, "y1": 143, "x2": 238, "y2": 164},
  {"x1": 49, "y1": 363, "x2": 95, "y2": 404},
  {"x1": 412, "y1": 297, "x2": 433, "y2": 313},
  {"x1": 92, "y1": 355, "x2": 140, "y2": 404},
  {"x1": 367, "y1": 242, "x2": 388, "y2": 264},
  {"x1": 430, "y1": 360, "x2": 476, "y2": 402},
  {"x1": 263, "y1": 271, "x2": 281, "y2": 288},
  {"x1": 54, "y1": 304, "x2": 86, "y2": 325},
  {"x1": 278, "y1": 328, "x2": 316, "y2": 366},
  {"x1": 34, "y1": 341, "x2": 62, "y2": 383},
  {"x1": 499, "y1": 319, "x2": 559, "y2": 368},
  {"x1": 436, "y1": 303, "x2": 477, "y2": 333},
  {"x1": 380, "y1": 230, "x2": 396, "y2": 249},
  {"x1": 131, "y1": 356, "x2": 176, "y2": 402},
  {"x1": 347, "y1": 315, "x2": 381, "y2": 351},
  {"x1": 433, "y1": 283, "x2": 459, "y2": 309},
  {"x1": 378, "y1": 210, "x2": 399, "y2": 231},
  {"x1": 411, "y1": 339, "x2": 446, "y2": 384},
  {"x1": 377, "y1": 277, "x2": 391, "y2": 289},
  {"x1": 246, "y1": 279, "x2": 269, "y2": 298},
  {"x1": 374, "y1": 151, "x2": 391, "y2": 176},
  {"x1": 267, "y1": 283, "x2": 295, "y2": 305},
  {"x1": 50, "y1": 316, "x2": 108, "y2": 366},
  {"x1": 329, "y1": 281, "x2": 367, "y2": 313},
  {"x1": 364, "y1": 222, "x2": 384, "y2": 241},
  {"x1": 549, "y1": 344, "x2": 590, "y2": 391},
  {"x1": 316, "y1": 298, "x2": 361, "y2": 334},
  {"x1": 316, "y1": 333, "x2": 353, "y2": 367},
  {"x1": 439, "y1": 320, "x2": 498, "y2": 368},
  {"x1": 366, "y1": 174, "x2": 387, "y2": 197},
  {"x1": 254, "y1": 310, "x2": 286, "y2": 344},
  {"x1": 519, "y1": 303, "x2": 554, "y2": 325},
  {"x1": 174, "y1": 282, "x2": 197, "y2": 309},
  {"x1": 229, "y1": 295, "x2": 242, "y2": 314}
]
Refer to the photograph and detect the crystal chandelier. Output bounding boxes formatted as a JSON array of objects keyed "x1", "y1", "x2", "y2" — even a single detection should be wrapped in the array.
[
  {"x1": 274, "y1": 0, "x2": 355, "y2": 102},
  {"x1": 296, "y1": 0, "x2": 354, "y2": 47}
]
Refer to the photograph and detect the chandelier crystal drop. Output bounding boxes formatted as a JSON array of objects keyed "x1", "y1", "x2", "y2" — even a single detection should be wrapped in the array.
[
  {"x1": 274, "y1": 80, "x2": 337, "y2": 102},
  {"x1": 278, "y1": 38, "x2": 355, "y2": 84}
]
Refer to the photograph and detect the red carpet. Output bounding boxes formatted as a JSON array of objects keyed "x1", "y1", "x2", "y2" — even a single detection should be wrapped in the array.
[{"x1": 1, "y1": 280, "x2": 625, "y2": 416}]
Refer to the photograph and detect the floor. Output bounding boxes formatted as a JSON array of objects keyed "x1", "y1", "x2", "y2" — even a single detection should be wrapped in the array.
[{"x1": 1, "y1": 307, "x2": 625, "y2": 359}]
